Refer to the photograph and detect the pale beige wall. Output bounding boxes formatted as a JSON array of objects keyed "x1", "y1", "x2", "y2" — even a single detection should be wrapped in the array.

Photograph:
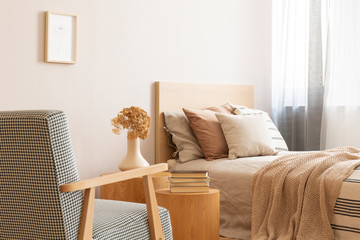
[{"x1": 0, "y1": 0, "x2": 271, "y2": 180}]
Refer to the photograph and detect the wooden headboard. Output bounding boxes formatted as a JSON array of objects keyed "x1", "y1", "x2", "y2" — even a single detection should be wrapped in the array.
[{"x1": 155, "y1": 81, "x2": 254, "y2": 164}]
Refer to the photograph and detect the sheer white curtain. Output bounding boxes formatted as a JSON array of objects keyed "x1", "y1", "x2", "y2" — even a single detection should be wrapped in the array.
[
  {"x1": 272, "y1": 0, "x2": 324, "y2": 151},
  {"x1": 320, "y1": 1, "x2": 360, "y2": 149},
  {"x1": 272, "y1": 0, "x2": 309, "y2": 108}
]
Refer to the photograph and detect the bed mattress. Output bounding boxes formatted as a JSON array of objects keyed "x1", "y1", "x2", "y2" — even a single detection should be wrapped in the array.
[{"x1": 170, "y1": 152, "x2": 360, "y2": 240}]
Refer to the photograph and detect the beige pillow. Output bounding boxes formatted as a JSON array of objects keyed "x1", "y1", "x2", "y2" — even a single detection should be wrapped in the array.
[
  {"x1": 164, "y1": 111, "x2": 204, "y2": 163},
  {"x1": 216, "y1": 113, "x2": 276, "y2": 159},
  {"x1": 229, "y1": 104, "x2": 289, "y2": 151},
  {"x1": 183, "y1": 108, "x2": 229, "y2": 160}
]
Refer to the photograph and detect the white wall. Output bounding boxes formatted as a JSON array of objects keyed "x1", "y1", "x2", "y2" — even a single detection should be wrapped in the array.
[{"x1": 0, "y1": 0, "x2": 271, "y2": 180}]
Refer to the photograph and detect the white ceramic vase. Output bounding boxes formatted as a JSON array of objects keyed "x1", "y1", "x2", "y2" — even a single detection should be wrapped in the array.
[{"x1": 118, "y1": 137, "x2": 149, "y2": 171}]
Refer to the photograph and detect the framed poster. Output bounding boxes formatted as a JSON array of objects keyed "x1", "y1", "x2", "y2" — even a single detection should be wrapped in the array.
[{"x1": 45, "y1": 11, "x2": 77, "y2": 64}]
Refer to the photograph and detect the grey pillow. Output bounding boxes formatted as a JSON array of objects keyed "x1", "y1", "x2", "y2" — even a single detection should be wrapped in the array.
[{"x1": 164, "y1": 111, "x2": 204, "y2": 163}]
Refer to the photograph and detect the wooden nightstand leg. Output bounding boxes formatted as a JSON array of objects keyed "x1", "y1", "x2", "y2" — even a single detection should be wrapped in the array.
[{"x1": 143, "y1": 175, "x2": 165, "y2": 240}]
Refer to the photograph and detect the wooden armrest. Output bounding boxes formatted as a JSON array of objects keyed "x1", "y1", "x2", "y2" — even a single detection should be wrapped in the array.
[
  {"x1": 61, "y1": 163, "x2": 168, "y2": 193},
  {"x1": 67, "y1": 163, "x2": 168, "y2": 240}
]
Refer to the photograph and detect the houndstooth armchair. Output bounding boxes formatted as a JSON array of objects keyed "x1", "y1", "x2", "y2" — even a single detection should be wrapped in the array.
[{"x1": 0, "y1": 110, "x2": 172, "y2": 240}]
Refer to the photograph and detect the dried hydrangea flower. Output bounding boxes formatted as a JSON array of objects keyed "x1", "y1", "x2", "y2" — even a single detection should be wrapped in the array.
[{"x1": 111, "y1": 106, "x2": 151, "y2": 140}]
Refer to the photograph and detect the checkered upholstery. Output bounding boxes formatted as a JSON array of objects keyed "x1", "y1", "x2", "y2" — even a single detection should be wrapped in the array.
[
  {"x1": 0, "y1": 110, "x2": 172, "y2": 240},
  {"x1": 93, "y1": 199, "x2": 173, "y2": 240}
]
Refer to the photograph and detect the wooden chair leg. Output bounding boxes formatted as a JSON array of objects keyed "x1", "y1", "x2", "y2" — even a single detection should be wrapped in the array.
[
  {"x1": 78, "y1": 187, "x2": 96, "y2": 240},
  {"x1": 143, "y1": 175, "x2": 165, "y2": 240}
]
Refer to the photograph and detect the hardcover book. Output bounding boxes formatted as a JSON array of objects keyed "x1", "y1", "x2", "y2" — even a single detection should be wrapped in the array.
[
  {"x1": 170, "y1": 181, "x2": 210, "y2": 187},
  {"x1": 170, "y1": 170, "x2": 209, "y2": 178},
  {"x1": 169, "y1": 177, "x2": 210, "y2": 183}
]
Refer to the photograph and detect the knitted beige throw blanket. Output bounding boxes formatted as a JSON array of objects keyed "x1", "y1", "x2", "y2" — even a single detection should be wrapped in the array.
[{"x1": 251, "y1": 147, "x2": 360, "y2": 240}]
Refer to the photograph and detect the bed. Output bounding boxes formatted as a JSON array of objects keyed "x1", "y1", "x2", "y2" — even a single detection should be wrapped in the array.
[{"x1": 155, "y1": 81, "x2": 360, "y2": 240}]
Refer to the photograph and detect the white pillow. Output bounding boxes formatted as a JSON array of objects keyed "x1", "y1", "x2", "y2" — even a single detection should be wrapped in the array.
[
  {"x1": 230, "y1": 104, "x2": 289, "y2": 151},
  {"x1": 216, "y1": 113, "x2": 276, "y2": 159}
]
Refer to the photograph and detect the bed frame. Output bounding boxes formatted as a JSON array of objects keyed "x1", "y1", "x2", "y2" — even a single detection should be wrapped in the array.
[{"x1": 155, "y1": 81, "x2": 254, "y2": 164}]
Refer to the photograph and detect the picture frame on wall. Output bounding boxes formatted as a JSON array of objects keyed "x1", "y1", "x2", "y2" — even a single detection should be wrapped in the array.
[{"x1": 45, "y1": 11, "x2": 77, "y2": 64}]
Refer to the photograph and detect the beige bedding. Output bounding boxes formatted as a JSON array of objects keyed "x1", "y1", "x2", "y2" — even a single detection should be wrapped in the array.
[
  {"x1": 171, "y1": 151, "x2": 360, "y2": 240},
  {"x1": 252, "y1": 147, "x2": 360, "y2": 240}
]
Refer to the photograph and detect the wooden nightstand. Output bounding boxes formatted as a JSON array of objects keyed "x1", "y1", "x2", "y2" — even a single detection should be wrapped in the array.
[
  {"x1": 155, "y1": 188, "x2": 220, "y2": 240},
  {"x1": 99, "y1": 171, "x2": 170, "y2": 203}
]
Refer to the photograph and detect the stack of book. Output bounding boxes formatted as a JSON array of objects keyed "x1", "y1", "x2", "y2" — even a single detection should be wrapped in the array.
[{"x1": 169, "y1": 170, "x2": 210, "y2": 193}]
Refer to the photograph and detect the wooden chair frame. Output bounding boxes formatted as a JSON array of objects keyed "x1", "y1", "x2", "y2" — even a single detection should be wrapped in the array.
[{"x1": 61, "y1": 163, "x2": 168, "y2": 240}]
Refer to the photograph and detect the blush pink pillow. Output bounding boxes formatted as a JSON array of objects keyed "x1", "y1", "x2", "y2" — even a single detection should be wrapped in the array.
[{"x1": 183, "y1": 107, "x2": 229, "y2": 160}]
